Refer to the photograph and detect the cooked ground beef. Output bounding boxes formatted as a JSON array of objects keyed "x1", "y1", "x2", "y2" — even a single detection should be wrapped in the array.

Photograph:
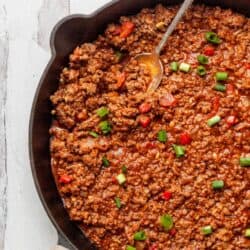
[{"x1": 50, "y1": 4, "x2": 250, "y2": 250}]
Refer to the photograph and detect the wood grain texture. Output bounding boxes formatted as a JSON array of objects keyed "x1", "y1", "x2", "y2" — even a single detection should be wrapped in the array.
[
  {"x1": 0, "y1": 3, "x2": 8, "y2": 250},
  {"x1": 1, "y1": 1, "x2": 109, "y2": 249}
]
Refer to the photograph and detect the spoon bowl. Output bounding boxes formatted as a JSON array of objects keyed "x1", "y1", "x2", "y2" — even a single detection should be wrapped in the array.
[{"x1": 135, "y1": 52, "x2": 164, "y2": 93}]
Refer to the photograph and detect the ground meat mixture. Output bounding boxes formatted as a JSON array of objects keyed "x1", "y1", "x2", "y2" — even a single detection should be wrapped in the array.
[{"x1": 50, "y1": 4, "x2": 250, "y2": 250}]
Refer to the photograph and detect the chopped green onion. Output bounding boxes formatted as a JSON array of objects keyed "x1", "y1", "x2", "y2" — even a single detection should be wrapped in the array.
[
  {"x1": 122, "y1": 165, "x2": 127, "y2": 174},
  {"x1": 96, "y1": 107, "x2": 109, "y2": 118},
  {"x1": 240, "y1": 157, "x2": 250, "y2": 167},
  {"x1": 126, "y1": 246, "x2": 136, "y2": 250},
  {"x1": 134, "y1": 231, "x2": 146, "y2": 241},
  {"x1": 213, "y1": 83, "x2": 226, "y2": 92},
  {"x1": 116, "y1": 173, "x2": 126, "y2": 185},
  {"x1": 245, "y1": 229, "x2": 250, "y2": 237},
  {"x1": 216, "y1": 72, "x2": 228, "y2": 81},
  {"x1": 102, "y1": 157, "x2": 110, "y2": 167},
  {"x1": 179, "y1": 62, "x2": 191, "y2": 73},
  {"x1": 170, "y1": 62, "x2": 179, "y2": 72},
  {"x1": 114, "y1": 197, "x2": 121, "y2": 208},
  {"x1": 115, "y1": 51, "x2": 123, "y2": 61},
  {"x1": 89, "y1": 131, "x2": 99, "y2": 138},
  {"x1": 207, "y1": 115, "x2": 221, "y2": 127},
  {"x1": 99, "y1": 121, "x2": 111, "y2": 134},
  {"x1": 157, "y1": 130, "x2": 167, "y2": 143},
  {"x1": 197, "y1": 55, "x2": 209, "y2": 64},
  {"x1": 160, "y1": 214, "x2": 174, "y2": 231},
  {"x1": 197, "y1": 66, "x2": 206, "y2": 76},
  {"x1": 173, "y1": 144, "x2": 185, "y2": 158},
  {"x1": 202, "y1": 225, "x2": 213, "y2": 235},
  {"x1": 212, "y1": 180, "x2": 224, "y2": 189},
  {"x1": 205, "y1": 31, "x2": 221, "y2": 44}
]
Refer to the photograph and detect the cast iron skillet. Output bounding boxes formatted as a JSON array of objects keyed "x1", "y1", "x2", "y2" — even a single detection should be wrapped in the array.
[{"x1": 29, "y1": 0, "x2": 250, "y2": 249}]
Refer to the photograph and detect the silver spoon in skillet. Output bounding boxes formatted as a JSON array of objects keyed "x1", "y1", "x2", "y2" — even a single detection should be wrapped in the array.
[{"x1": 136, "y1": 0, "x2": 194, "y2": 93}]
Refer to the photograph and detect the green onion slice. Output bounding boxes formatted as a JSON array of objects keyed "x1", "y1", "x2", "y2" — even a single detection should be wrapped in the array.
[
  {"x1": 216, "y1": 72, "x2": 228, "y2": 81},
  {"x1": 116, "y1": 173, "x2": 126, "y2": 185},
  {"x1": 212, "y1": 180, "x2": 224, "y2": 189},
  {"x1": 160, "y1": 214, "x2": 174, "y2": 231},
  {"x1": 99, "y1": 121, "x2": 112, "y2": 134},
  {"x1": 96, "y1": 107, "x2": 109, "y2": 118},
  {"x1": 122, "y1": 165, "x2": 127, "y2": 174},
  {"x1": 157, "y1": 130, "x2": 168, "y2": 143},
  {"x1": 207, "y1": 115, "x2": 221, "y2": 127},
  {"x1": 126, "y1": 246, "x2": 136, "y2": 250},
  {"x1": 245, "y1": 229, "x2": 250, "y2": 238},
  {"x1": 134, "y1": 231, "x2": 147, "y2": 241},
  {"x1": 102, "y1": 157, "x2": 110, "y2": 167},
  {"x1": 197, "y1": 66, "x2": 206, "y2": 76},
  {"x1": 179, "y1": 62, "x2": 191, "y2": 73},
  {"x1": 89, "y1": 131, "x2": 99, "y2": 138},
  {"x1": 213, "y1": 83, "x2": 226, "y2": 92},
  {"x1": 205, "y1": 32, "x2": 221, "y2": 44},
  {"x1": 202, "y1": 225, "x2": 213, "y2": 235},
  {"x1": 114, "y1": 197, "x2": 121, "y2": 208},
  {"x1": 197, "y1": 55, "x2": 209, "y2": 64},
  {"x1": 173, "y1": 144, "x2": 185, "y2": 158},
  {"x1": 170, "y1": 62, "x2": 179, "y2": 72},
  {"x1": 115, "y1": 51, "x2": 123, "y2": 61},
  {"x1": 240, "y1": 157, "x2": 250, "y2": 167}
]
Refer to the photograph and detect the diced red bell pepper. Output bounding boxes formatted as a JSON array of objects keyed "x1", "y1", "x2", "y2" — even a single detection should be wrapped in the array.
[
  {"x1": 226, "y1": 84, "x2": 235, "y2": 94},
  {"x1": 59, "y1": 175, "x2": 71, "y2": 184},
  {"x1": 159, "y1": 94, "x2": 177, "y2": 107},
  {"x1": 162, "y1": 191, "x2": 172, "y2": 201},
  {"x1": 139, "y1": 102, "x2": 151, "y2": 114},
  {"x1": 149, "y1": 244, "x2": 158, "y2": 250},
  {"x1": 145, "y1": 141, "x2": 156, "y2": 149},
  {"x1": 179, "y1": 132, "x2": 192, "y2": 145},
  {"x1": 139, "y1": 115, "x2": 151, "y2": 128},
  {"x1": 204, "y1": 46, "x2": 215, "y2": 56},
  {"x1": 120, "y1": 21, "x2": 135, "y2": 38},
  {"x1": 117, "y1": 72, "x2": 126, "y2": 88},
  {"x1": 169, "y1": 228, "x2": 177, "y2": 236},
  {"x1": 226, "y1": 115, "x2": 238, "y2": 127},
  {"x1": 212, "y1": 96, "x2": 220, "y2": 113}
]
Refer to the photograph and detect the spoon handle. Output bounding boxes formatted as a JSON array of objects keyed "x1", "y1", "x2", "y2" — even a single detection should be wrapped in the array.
[{"x1": 155, "y1": 0, "x2": 194, "y2": 55}]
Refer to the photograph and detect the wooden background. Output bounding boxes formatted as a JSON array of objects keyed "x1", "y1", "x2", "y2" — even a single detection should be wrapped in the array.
[{"x1": 0, "y1": 0, "x2": 110, "y2": 249}]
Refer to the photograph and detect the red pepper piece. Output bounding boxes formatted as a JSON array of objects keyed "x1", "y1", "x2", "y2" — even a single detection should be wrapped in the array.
[
  {"x1": 179, "y1": 132, "x2": 192, "y2": 145},
  {"x1": 226, "y1": 115, "x2": 238, "y2": 127},
  {"x1": 59, "y1": 175, "x2": 71, "y2": 184},
  {"x1": 246, "y1": 63, "x2": 250, "y2": 70},
  {"x1": 226, "y1": 84, "x2": 235, "y2": 94},
  {"x1": 159, "y1": 94, "x2": 177, "y2": 107},
  {"x1": 120, "y1": 21, "x2": 135, "y2": 38},
  {"x1": 139, "y1": 102, "x2": 151, "y2": 114},
  {"x1": 162, "y1": 191, "x2": 172, "y2": 201},
  {"x1": 204, "y1": 46, "x2": 215, "y2": 56},
  {"x1": 116, "y1": 72, "x2": 126, "y2": 88},
  {"x1": 139, "y1": 115, "x2": 151, "y2": 128},
  {"x1": 169, "y1": 228, "x2": 177, "y2": 236},
  {"x1": 149, "y1": 244, "x2": 158, "y2": 250}
]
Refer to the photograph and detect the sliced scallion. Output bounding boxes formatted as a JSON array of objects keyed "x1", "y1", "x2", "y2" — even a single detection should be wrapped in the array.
[
  {"x1": 197, "y1": 66, "x2": 206, "y2": 76},
  {"x1": 245, "y1": 229, "x2": 250, "y2": 237},
  {"x1": 197, "y1": 54, "x2": 208, "y2": 64},
  {"x1": 126, "y1": 246, "x2": 136, "y2": 250},
  {"x1": 216, "y1": 72, "x2": 228, "y2": 81},
  {"x1": 157, "y1": 130, "x2": 167, "y2": 143},
  {"x1": 202, "y1": 225, "x2": 213, "y2": 235},
  {"x1": 213, "y1": 83, "x2": 226, "y2": 92},
  {"x1": 212, "y1": 180, "x2": 224, "y2": 189},
  {"x1": 114, "y1": 197, "x2": 121, "y2": 208},
  {"x1": 207, "y1": 115, "x2": 221, "y2": 127},
  {"x1": 170, "y1": 62, "x2": 179, "y2": 72},
  {"x1": 102, "y1": 157, "x2": 110, "y2": 167},
  {"x1": 96, "y1": 107, "x2": 109, "y2": 118},
  {"x1": 134, "y1": 231, "x2": 146, "y2": 241},
  {"x1": 173, "y1": 144, "x2": 185, "y2": 158},
  {"x1": 89, "y1": 131, "x2": 99, "y2": 138},
  {"x1": 240, "y1": 157, "x2": 250, "y2": 167},
  {"x1": 179, "y1": 62, "x2": 191, "y2": 73},
  {"x1": 99, "y1": 121, "x2": 111, "y2": 134},
  {"x1": 160, "y1": 214, "x2": 174, "y2": 231},
  {"x1": 122, "y1": 165, "x2": 127, "y2": 174},
  {"x1": 116, "y1": 173, "x2": 126, "y2": 185},
  {"x1": 205, "y1": 32, "x2": 221, "y2": 44}
]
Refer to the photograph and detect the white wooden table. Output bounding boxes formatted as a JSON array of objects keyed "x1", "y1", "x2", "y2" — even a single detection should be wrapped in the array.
[{"x1": 0, "y1": 1, "x2": 110, "y2": 249}]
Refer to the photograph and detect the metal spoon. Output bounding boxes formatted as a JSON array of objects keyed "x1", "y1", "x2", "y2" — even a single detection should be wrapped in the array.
[{"x1": 136, "y1": 0, "x2": 194, "y2": 92}]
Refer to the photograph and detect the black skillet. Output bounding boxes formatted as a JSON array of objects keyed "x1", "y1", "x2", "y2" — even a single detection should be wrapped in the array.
[{"x1": 29, "y1": 0, "x2": 250, "y2": 249}]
